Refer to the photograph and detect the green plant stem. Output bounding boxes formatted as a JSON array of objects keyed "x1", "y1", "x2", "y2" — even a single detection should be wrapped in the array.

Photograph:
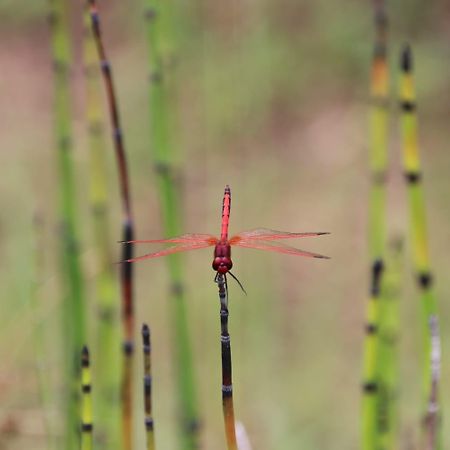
[
  {"x1": 144, "y1": 1, "x2": 199, "y2": 448},
  {"x1": 48, "y1": 1, "x2": 86, "y2": 448},
  {"x1": 399, "y1": 45, "x2": 441, "y2": 449},
  {"x1": 362, "y1": 2, "x2": 389, "y2": 448},
  {"x1": 82, "y1": 5, "x2": 120, "y2": 448},
  {"x1": 377, "y1": 237, "x2": 403, "y2": 449},
  {"x1": 81, "y1": 346, "x2": 93, "y2": 450}
]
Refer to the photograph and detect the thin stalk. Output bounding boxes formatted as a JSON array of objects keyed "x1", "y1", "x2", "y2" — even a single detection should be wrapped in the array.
[
  {"x1": 82, "y1": 4, "x2": 120, "y2": 448},
  {"x1": 377, "y1": 237, "x2": 403, "y2": 449},
  {"x1": 399, "y1": 45, "x2": 441, "y2": 449},
  {"x1": 216, "y1": 274, "x2": 237, "y2": 450},
  {"x1": 48, "y1": 1, "x2": 86, "y2": 448},
  {"x1": 142, "y1": 324, "x2": 156, "y2": 450},
  {"x1": 143, "y1": 2, "x2": 199, "y2": 448},
  {"x1": 88, "y1": 3, "x2": 135, "y2": 449},
  {"x1": 81, "y1": 346, "x2": 93, "y2": 450},
  {"x1": 362, "y1": 2, "x2": 389, "y2": 448},
  {"x1": 424, "y1": 315, "x2": 441, "y2": 450}
]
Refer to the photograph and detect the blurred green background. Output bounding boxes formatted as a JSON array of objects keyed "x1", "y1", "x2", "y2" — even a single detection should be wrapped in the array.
[{"x1": 1, "y1": 0, "x2": 450, "y2": 449}]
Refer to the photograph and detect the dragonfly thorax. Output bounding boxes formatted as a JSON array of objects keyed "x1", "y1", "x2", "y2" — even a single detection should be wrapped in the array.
[{"x1": 213, "y1": 242, "x2": 233, "y2": 274}]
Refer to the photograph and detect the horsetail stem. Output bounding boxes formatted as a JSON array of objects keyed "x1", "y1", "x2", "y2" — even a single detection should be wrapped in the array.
[
  {"x1": 399, "y1": 45, "x2": 441, "y2": 448},
  {"x1": 82, "y1": 3, "x2": 120, "y2": 447},
  {"x1": 362, "y1": 261, "x2": 384, "y2": 450},
  {"x1": 81, "y1": 346, "x2": 93, "y2": 450},
  {"x1": 362, "y1": 2, "x2": 389, "y2": 448},
  {"x1": 143, "y1": 2, "x2": 199, "y2": 448},
  {"x1": 48, "y1": 1, "x2": 86, "y2": 448},
  {"x1": 377, "y1": 237, "x2": 403, "y2": 449},
  {"x1": 216, "y1": 274, "x2": 238, "y2": 450},
  {"x1": 424, "y1": 315, "x2": 441, "y2": 450},
  {"x1": 88, "y1": 2, "x2": 135, "y2": 448},
  {"x1": 142, "y1": 324, "x2": 156, "y2": 450}
]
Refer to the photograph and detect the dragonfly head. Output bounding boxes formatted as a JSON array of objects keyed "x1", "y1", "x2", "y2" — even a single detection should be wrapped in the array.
[{"x1": 212, "y1": 256, "x2": 233, "y2": 274}]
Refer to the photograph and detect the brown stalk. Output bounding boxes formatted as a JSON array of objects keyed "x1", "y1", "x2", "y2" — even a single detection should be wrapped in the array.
[{"x1": 88, "y1": 2, "x2": 135, "y2": 448}]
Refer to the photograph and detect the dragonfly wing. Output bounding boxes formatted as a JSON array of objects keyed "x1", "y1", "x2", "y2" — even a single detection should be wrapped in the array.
[
  {"x1": 231, "y1": 239, "x2": 329, "y2": 259},
  {"x1": 229, "y1": 228, "x2": 329, "y2": 243},
  {"x1": 123, "y1": 241, "x2": 216, "y2": 263},
  {"x1": 122, "y1": 234, "x2": 218, "y2": 245}
]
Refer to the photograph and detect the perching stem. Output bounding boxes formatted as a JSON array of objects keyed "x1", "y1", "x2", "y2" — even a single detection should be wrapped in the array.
[{"x1": 216, "y1": 274, "x2": 238, "y2": 450}]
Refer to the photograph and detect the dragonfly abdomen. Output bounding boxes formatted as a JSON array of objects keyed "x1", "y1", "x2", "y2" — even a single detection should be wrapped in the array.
[{"x1": 220, "y1": 185, "x2": 231, "y2": 240}]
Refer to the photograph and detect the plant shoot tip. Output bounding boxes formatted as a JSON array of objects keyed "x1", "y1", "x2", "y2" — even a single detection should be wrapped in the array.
[{"x1": 401, "y1": 44, "x2": 412, "y2": 72}]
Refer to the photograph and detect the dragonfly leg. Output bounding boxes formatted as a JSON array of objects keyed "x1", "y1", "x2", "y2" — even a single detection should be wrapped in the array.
[{"x1": 228, "y1": 272, "x2": 247, "y2": 296}]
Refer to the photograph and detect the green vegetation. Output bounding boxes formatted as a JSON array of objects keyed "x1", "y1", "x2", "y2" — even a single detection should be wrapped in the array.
[
  {"x1": 81, "y1": 346, "x2": 94, "y2": 450},
  {"x1": 399, "y1": 44, "x2": 442, "y2": 449},
  {"x1": 87, "y1": 2, "x2": 137, "y2": 449},
  {"x1": 362, "y1": 2, "x2": 390, "y2": 448},
  {"x1": 48, "y1": 0, "x2": 86, "y2": 448},
  {"x1": 83, "y1": 4, "x2": 120, "y2": 448},
  {"x1": 144, "y1": 0, "x2": 199, "y2": 447}
]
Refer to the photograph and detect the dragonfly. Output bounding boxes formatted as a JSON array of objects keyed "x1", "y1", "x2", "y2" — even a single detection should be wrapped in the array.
[{"x1": 123, "y1": 186, "x2": 329, "y2": 290}]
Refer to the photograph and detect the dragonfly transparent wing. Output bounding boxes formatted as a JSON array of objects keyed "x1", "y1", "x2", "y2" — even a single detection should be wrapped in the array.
[
  {"x1": 123, "y1": 241, "x2": 217, "y2": 263},
  {"x1": 121, "y1": 233, "x2": 218, "y2": 245},
  {"x1": 231, "y1": 239, "x2": 329, "y2": 259},
  {"x1": 229, "y1": 228, "x2": 329, "y2": 244}
]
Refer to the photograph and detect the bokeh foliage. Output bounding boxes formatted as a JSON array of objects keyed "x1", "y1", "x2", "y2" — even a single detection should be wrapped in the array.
[{"x1": 1, "y1": 1, "x2": 450, "y2": 449}]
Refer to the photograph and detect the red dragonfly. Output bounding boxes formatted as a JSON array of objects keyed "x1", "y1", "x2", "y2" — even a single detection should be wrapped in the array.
[{"x1": 124, "y1": 186, "x2": 328, "y2": 287}]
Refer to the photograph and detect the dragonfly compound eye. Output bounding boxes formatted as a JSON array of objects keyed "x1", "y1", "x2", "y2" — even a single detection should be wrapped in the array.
[
  {"x1": 212, "y1": 257, "x2": 233, "y2": 274},
  {"x1": 212, "y1": 257, "x2": 222, "y2": 271}
]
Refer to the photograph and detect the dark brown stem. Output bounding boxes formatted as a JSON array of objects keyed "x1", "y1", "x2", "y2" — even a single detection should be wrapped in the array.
[
  {"x1": 216, "y1": 274, "x2": 237, "y2": 450},
  {"x1": 88, "y1": 2, "x2": 135, "y2": 449}
]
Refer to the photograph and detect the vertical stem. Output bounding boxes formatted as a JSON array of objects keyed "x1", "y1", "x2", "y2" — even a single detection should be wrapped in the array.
[
  {"x1": 82, "y1": 4, "x2": 120, "y2": 448},
  {"x1": 362, "y1": 261, "x2": 384, "y2": 450},
  {"x1": 81, "y1": 346, "x2": 94, "y2": 450},
  {"x1": 362, "y1": 2, "x2": 389, "y2": 448},
  {"x1": 216, "y1": 274, "x2": 237, "y2": 450},
  {"x1": 399, "y1": 45, "x2": 441, "y2": 449},
  {"x1": 88, "y1": 2, "x2": 135, "y2": 449},
  {"x1": 424, "y1": 315, "x2": 441, "y2": 450},
  {"x1": 377, "y1": 237, "x2": 403, "y2": 450},
  {"x1": 142, "y1": 324, "x2": 156, "y2": 450},
  {"x1": 143, "y1": 1, "x2": 199, "y2": 448},
  {"x1": 48, "y1": 1, "x2": 86, "y2": 448},
  {"x1": 368, "y1": 1, "x2": 389, "y2": 257}
]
